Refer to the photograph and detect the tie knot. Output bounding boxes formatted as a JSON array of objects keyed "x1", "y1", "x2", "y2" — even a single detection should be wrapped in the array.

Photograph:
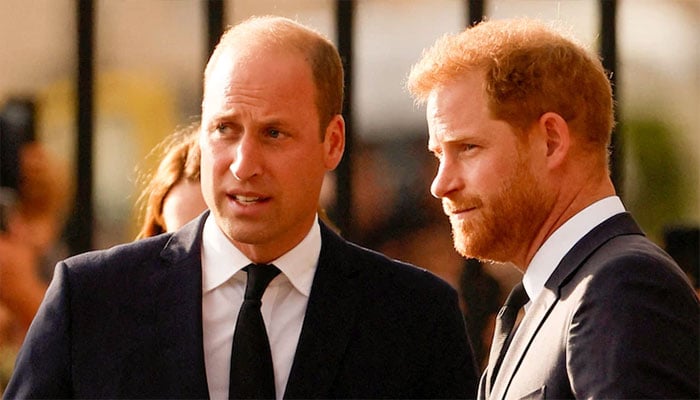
[
  {"x1": 243, "y1": 264, "x2": 281, "y2": 301},
  {"x1": 505, "y1": 282, "x2": 529, "y2": 309}
]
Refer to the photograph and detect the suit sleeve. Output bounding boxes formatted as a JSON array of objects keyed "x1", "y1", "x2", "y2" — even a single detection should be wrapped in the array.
[
  {"x1": 566, "y1": 254, "x2": 700, "y2": 398},
  {"x1": 3, "y1": 262, "x2": 73, "y2": 399},
  {"x1": 418, "y1": 280, "x2": 480, "y2": 399}
]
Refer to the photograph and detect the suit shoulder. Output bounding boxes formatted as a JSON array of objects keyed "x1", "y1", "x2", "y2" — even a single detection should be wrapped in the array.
[
  {"x1": 564, "y1": 233, "x2": 699, "y2": 328},
  {"x1": 586, "y1": 233, "x2": 691, "y2": 287},
  {"x1": 563, "y1": 233, "x2": 699, "y2": 397},
  {"x1": 61, "y1": 233, "x2": 174, "y2": 274},
  {"x1": 342, "y1": 238, "x2": 456, "y2": 295}
]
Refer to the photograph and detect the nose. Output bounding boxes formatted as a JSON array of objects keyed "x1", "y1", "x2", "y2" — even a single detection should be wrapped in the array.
[
  {"x1": 229, "y1": 134, "x2": 261, "y2": 181},
  {"x1": 430, "y1": 157, "x2": 461, "y2": 199}
]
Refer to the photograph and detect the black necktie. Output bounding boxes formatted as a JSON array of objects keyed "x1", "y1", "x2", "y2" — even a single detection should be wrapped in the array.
[
  {"x1": 486, "y1": 282, "x2": 529, "y2": 391},
  {"x1": 229, "y1": 264, "x2": 281, "y2": 399}
]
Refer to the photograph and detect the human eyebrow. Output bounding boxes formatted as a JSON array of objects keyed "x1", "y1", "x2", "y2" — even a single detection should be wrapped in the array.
[
  {"x1": 205, "y1": 112, "x2": 231, "y2": 130},
  {"x1": 427, "y1": 141, "x2": 442, "y2": 158}
]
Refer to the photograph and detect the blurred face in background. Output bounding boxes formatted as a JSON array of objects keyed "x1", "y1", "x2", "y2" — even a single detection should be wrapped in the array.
[
  {"x1": 161, "y1": 179, "x2": 207, "y2": 232},
  {"x1": 199, "y1": 43, "x2": 344, "y2": 263}
]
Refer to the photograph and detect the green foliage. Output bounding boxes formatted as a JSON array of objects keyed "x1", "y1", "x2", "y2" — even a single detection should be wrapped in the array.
[{"x1": 621, "y1": 117, "x2": 698, "y2": 243}]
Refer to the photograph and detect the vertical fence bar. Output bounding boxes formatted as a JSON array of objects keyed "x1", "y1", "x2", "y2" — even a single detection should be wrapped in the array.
[
  {"x1": 67, "y1": 0, "x2": 95, "y2": 254},
  {"x1": 207, "y1": 0, "x2": 225, "y2": 58},
  {"x1": 467, "y1": 0, "x2": 484, "y2": 26},
  {"x1": 600, "y1": 0, "x2": 622, "y2": 191},
  {"x1": 335, "y1": 0, "x2": 355, "y2": 238}
]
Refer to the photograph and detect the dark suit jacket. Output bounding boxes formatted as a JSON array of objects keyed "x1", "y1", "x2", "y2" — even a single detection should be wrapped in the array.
[
  {"x1": 479, "y1": 213, "x2": 699, "y2": 399},
  {"x1": 5, "y1": 214, "x2": 478, "y2": 399}
]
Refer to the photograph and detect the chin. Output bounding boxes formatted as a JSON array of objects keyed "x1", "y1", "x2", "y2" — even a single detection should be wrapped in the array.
[
  {"x1": 452, "y1": 227, "x2": 494, "y2": 262},
  {"x1": 231, "y1": 225, "x2": 275, "y2": 245}
]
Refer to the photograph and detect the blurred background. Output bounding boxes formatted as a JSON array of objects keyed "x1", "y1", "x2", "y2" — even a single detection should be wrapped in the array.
[{"x1": 0, "y1": 0, "x2": 698, "y2": 382}]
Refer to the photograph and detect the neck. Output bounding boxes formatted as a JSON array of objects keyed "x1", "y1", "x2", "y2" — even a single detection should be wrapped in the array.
[
  {"x1": 516, "y1": 172, "x2": 616, "y2": 270},
  {"x1": 232, "y1": 215, "x2": 317, "y2": 265}
]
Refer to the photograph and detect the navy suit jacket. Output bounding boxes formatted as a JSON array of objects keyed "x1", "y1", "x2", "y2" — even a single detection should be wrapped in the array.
[
  {"x1": 479, "y1": 213, "x2": 699, "y2": 399},
  {"x1": 5, "y1": 214, "x2": 478, "y2": 399}
]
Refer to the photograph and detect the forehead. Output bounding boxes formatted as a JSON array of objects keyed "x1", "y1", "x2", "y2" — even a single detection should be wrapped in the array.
[
  {"x1": 427, "y1": 71, "x2": 486, "y2": 115},
  {"x1": 426, "y1": 74, "x2": 489, "y2": 143},
  {"x1": 204, "y1": 46, "x2": 315, "y2": 106}
]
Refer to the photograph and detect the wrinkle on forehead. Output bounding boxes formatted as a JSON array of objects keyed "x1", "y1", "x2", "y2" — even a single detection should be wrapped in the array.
[
  {"x1": 203, "y1": 47, "x2": 314, "y2": 118},
  {"x1": 204, "y1": 42, "x2": 304, "y2": 94}
]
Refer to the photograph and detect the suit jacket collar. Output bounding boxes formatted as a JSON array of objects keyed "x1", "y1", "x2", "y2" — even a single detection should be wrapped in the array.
[
  {"x1": 489, "y1": 212, "x2": 643, "y2": 399},
  {"x1": 150, "y1": 211, "x2": 210, "y2": 399},
  {"x1": 544, "y1": 212, "x2": 642, "y2": 293},
  {"x1": 284, "y1": 222, "x2": 362, "y2": 399},
  {"x1": 150, "y1": 214, "x2": 363, "y2": 399}
]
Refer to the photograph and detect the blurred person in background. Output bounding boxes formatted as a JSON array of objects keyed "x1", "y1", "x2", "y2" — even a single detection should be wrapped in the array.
[
  {"x1": 408, "y1": 17, "x2": 699, "y2": 399},
  {"x1": 5, "y1": 15, "x2": 477, "y2": 399},
  {"x1": 135, "y1": 123, "x2": 207, "y2": 239},
  {"x1": 0, "y1": 141, "x2": 72, "y2": 393},
  {"x1": 371, "y1": 137, "x2": 502, "y2": 371},
  {"x1": 664, "y1": 225, "x2": 700, "y2": 298}
]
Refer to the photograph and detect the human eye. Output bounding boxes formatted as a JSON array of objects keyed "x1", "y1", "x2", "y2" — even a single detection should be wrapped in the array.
[
  {"x1": 215, "y1": 123, "x2": 232, "y2": 135},
  {"x1": 267, "y1": 128, "x2": 281, "y2": 139},
  {"x1": 264, "y1": 127, "x2": 288, "y2": 140},
  {"x1": 210, "y1": 121, "x2": 243, "y2": 141},
  {"x1": 461, "y1": 143, "x2": 479, "y2": 153}
]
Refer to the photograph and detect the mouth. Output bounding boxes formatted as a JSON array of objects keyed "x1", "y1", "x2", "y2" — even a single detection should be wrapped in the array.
[
  {"x1": 235, "y1": 195, "x2": 264, "y2": 204},
  {"x1": 227, "y1": 193, "x2": 271, "y2": 205},
  {"x1": 452, "y1": 207, "x2": 476, "y2": 216},
  {"x1": 445, "y1": 204, "x2": 478, "y2": 219}
]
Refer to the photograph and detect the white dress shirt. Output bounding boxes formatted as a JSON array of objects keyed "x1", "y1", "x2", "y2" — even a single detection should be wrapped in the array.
[
  {"x1": 522, "y1": 196, "x2": 626, "y2": 309},
  {"x1": 201, "y1": 214, "x2": 320, "y2": 400}
]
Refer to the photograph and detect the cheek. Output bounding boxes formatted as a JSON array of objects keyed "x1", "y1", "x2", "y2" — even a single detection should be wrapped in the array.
[
  {"x1": 283, "y1": 154, "x2": 325, "y2": 196},
  {"x1": 202, "y1": 144, "x2": 233, "y2": 177},
  {"x1": 474, "y1": 157, "x2": 518, "y2": 193},
  {"x1": 198, "y1": 151, "x2": 220, "y2": 201}
]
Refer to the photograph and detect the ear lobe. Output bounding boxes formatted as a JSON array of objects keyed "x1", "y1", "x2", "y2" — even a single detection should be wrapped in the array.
[
  {"x1": 539, "y1": 112, "x2": 570, "y2": 169},
  {"x1": 323, "y1": 114, "x2": 346, "y2": 170}
]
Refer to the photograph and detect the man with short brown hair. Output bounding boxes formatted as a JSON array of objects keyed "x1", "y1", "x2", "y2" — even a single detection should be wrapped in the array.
[{"x1": 6, "y1": 16, "x2": 478, "y2": 399}]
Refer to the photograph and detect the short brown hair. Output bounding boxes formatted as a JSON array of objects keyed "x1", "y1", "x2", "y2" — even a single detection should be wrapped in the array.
[
  {"x1": 204, "y1": 15, "x2": 344, "y2": 135},
  {"x1": 407, "y1": 18, "x2": 614, "y2": 149}
]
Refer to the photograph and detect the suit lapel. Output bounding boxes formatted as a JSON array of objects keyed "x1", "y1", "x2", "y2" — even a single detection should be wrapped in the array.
[
  {"x1": 284, "y1": 222, "x2": 362, "y2": 399},
  {"x1": 490, "y1": 284, "x2": 557, "y2": 399},
  {"x1": 490, "y1": 213, "x2": 643, "y2": 399},
  {"x1": 150, "y1": 214, "x2": 210, "y2": 398}
]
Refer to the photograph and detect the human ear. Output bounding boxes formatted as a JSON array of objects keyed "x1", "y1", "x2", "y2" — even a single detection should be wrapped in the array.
[
  {"x1": 322, "y1": 114, "x2": 345, "y2": 170},
  {"x1": 538, "y1": 112, "x2": 570, "y2": 170}
]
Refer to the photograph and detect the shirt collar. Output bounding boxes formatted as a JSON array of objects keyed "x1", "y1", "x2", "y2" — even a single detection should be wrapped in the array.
[
  {"x1": 201, "y1": 214, "x2": 321, "y2": 297},
  {"x1": 523, "y1": 196, "x2": 626, "y2": 304}
]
